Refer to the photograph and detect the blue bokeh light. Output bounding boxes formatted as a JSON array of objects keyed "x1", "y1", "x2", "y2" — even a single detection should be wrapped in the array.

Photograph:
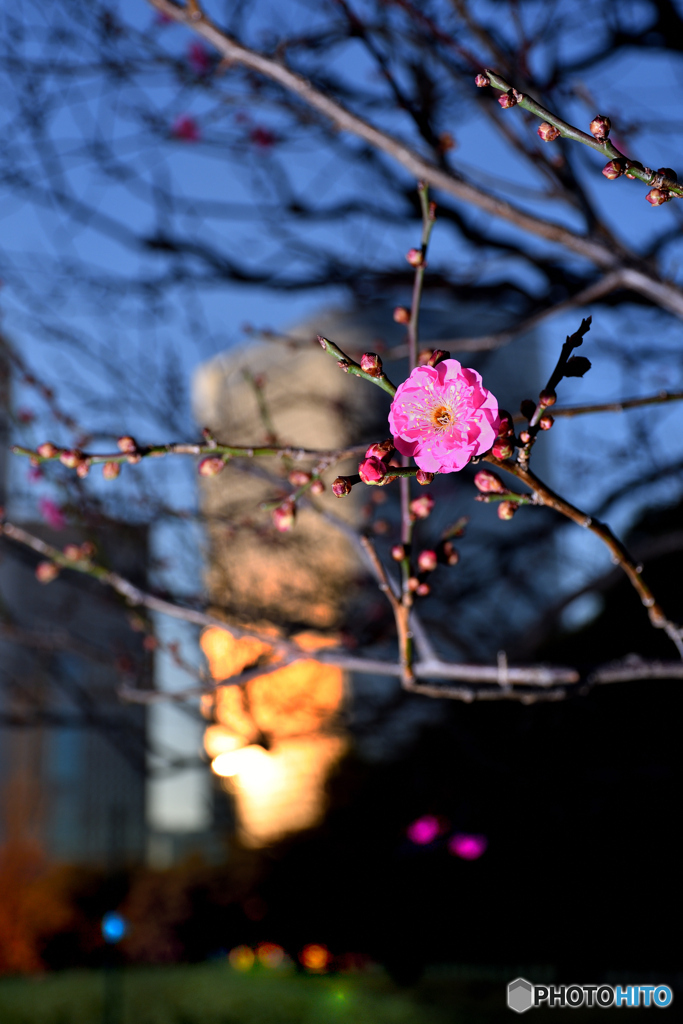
[{"x1": 101, "y1": 912, "x2": 128, "y2": 944}]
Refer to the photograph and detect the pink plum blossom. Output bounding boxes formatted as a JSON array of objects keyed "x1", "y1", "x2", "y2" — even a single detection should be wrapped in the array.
[
  {"x1": 448, "y1": 832, "x2": 488, "y2": 860},
  {"x1": 39, "y1": 497, "x2": 66, "y2": 530},
  {"x1": 407, "y1": 815, "x2": 441, "y2": 845},
  {"x1": 388, "y1": 360, "x2": 499, "y2": 473}
]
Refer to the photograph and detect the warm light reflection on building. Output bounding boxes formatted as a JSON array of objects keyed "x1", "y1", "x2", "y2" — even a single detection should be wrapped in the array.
[{"x1": 201, "y1": 627, "x2": 346, "y2": 847}]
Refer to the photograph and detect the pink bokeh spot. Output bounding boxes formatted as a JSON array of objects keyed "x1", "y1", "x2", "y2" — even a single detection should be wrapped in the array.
[
  {"x1": 407, "y1": 815, "x2": 441, "y2": 845},
  {"x1": 448, "y1": 833, "x2": 488, "y2": 860},
  {"x1": 171, "y1": 115, "x2": 201, "y2": 143},
  {"x1": 39, "y1": 497, "x2": 66, "y2": 531},
  {"x1": 188, "y1": 42, "x2": 212, "y2": 76},
  {"x1": 388, "y1": 360, "x2": 499, "y2": 474}
]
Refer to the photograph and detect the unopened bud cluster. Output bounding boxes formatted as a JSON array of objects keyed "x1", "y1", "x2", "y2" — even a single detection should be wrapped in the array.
[
  {"x1": 589, "y1": 115, "x2": 611, "y2": 140},
  {"x1": 537, "y1": 122, "x2": 560, "y2": 142},
  {"x1": 360, "y1": 353, "x2": 383, "y2": 377},
  {"x1": 417, "y1": 349, "x2": 450, "y2": 368}
]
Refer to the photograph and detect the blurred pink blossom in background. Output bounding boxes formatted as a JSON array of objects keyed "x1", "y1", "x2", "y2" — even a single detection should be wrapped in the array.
[
  {"x1": 407, "y1": 815, "x2": 441, "y2": 845},
  {"x1": 27, "y1": 466, "x2": 43, "y2": 483},
  {"x1": 39, "y1": 497, "x2": 66, "y2": 530},
  {"x1": 448, "y1": 833, "x2": 488, "y2": 860},
  {"x1": 188, "y1": 42, "x2": 212, "y2": 76},
  {"x1": 16, "y1": 408, "x2": 35, "y2": 423},
  {"x1": 249, "y1": 126, "x2": 277, "y2": 150},
  {"x1": 171, "y1": 115, "x2": 200, "y2": 142}
]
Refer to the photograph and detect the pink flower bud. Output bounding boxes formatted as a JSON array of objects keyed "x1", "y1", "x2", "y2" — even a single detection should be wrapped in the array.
[
  {"x1": 474, "y1": 469, "x2": 506, "y2": 494},
  {"x1": 36, "y1": 561, "x2": 59, "y2": 584},
  {"x1": 117, "y1": 436, "x2": 137, "y2": 453},
  {"x1": 602, "y1": 159, "x2": 625, "y2": 180},
  {"x1": 406, "y1": 248, "x2": 424, "y2": 267},
  {"x1": 491, "y1": 439, "x2": 514, "y2": 459},
  {"x1": 198, "y1": 456, "x2": 225, "y2": 477},
  {"x1": 407, "y1": 576, "x2": 420, "y2": 592},
  {"x1": 288, "y1": 469, "x2": 312, "y2": 487},
  {"x1": 415, "y1": 582, "x2": 431, "y2": 597},
  {"x1": 393, "y1": 306, "x2": 410, "y2": 324},
  {"x1": 360, "y1": 352, "x2": 383, "y2": 377},
  {"x1": 37, "y1": 442, "x2": 59, "y2": 459},
  {"x1": 442, "y1": 541, "x2": 459, "y2": 566},
  {"x1": 102, "y1": 461, "x2": 121, "y2": 480},
  {"x1": 272, "y1": 501, "x2": 295, "y2": 532},
  {"x1": 426, "y1": 349, "x2": 450, "y2": 367},
  {"x1": 417, "y1": 549, "x2": 437, "y2": 573},
  {"x1": 76, "y1": 461, "x2": 90, "y2": 478},
  {"x1": 537, "y1": 122, "x2": 560, "y2": 142},
  {"x1": 365, "y1": 440, "x2": 394, "y2": 460},
  {"x1": 497, "y1": 501, "x2": 518, "y2": 520},
  {"x1": 391, "y1": 544, "x2": 405, "y2": 561},
  {"x1": 539, "y1": 389, "x2": 556, "y2": 407},
  {"x1": 59, "y1": 450, "x2": 83, "y2": 469},
  {"x1": 126, "y1": 454, "x2": 142, "y2": 465},
  {"x1": 646, "y1": 188, "x2": 671, "y2": 206},
  {"x1": 309, "y1": 479, "x2": 325, "y2": 495},
  {"x1": 498, "y1": 90, "x2": 517, "y2": 109},
  {"x1": 496, "y1": 410, "x2": 515, "y2": 437},
  {"x1": 519, "y1": 430, "x2": 531, "y2": 444},
  {"x1": 589, "y1": 115, "x2": 611, "y2": 140},
  {"x1": 474, "y1": 73, "x2": 490, "y2": 88},
  {"x1": 358, "y1": 457, "x2": 387, "y2": 485},
  {"x1": 63, "y1": 544, "x2": 83, "y2": 561},
  {"x1": 332, "y1": 476, "x2": 353, "y2": 497},
  {"x1": 171, "y1": 115, "x2": 200, "y2": 143},
  {"x1": 539, "y1": 413, "x2": 554, "y2": 430},
  {"x1": 409, "y1": 494, "x2": 434, "y2": 519},
  {"x1": 416, "y1": 470, "x2": 434, "y2": 486}
]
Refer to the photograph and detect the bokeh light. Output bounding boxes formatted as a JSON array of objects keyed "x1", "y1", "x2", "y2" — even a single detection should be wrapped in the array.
[
  {"x1": 211, "y1": 745, "x2": 277, "y2": 784},
  {"x1": 448, "y1": 833, "x2": 488, "y2": 860},
  {"x1": 101, "y1": 912, "x2": 127, "y2": 944},
  {"x1": 256, "y1": 942, "x2": 285, "y2": 969},
  {"x1": 228, "y1": 945, "x2": 255, "y2": 971},
  {"x1": 406, "y1": 815, "x2": 441, "y2": 845},
  {"x1": 300, "y1": 943, "x2": 331, "y2": 972}
]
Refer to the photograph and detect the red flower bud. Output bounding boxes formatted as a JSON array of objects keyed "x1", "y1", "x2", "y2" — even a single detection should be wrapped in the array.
[
  {"x1": 59, "y1": 450, "x2": 83, "y2": 469},
  {"x1": 288, "y1": 469, "x2": 311, "y2": 487},
  {"x1": 358, "y1": 456, "x2": 387, "y2": 485},
  {"x1": 63, "y1": 544, "x2": 82, "y2": 561},
  {"x1": 537, "y1": 122, "x2": 560, "y2": 142},
  {"x1": 646, "y1": 188, "x2": 671, "y2": 206},
  {"x1": 497, "y1": 501, "x2": 518, "y2": 520},
  {"x1": 409, "y1": 494, "x2": 434, "y2": 519},
  {"x1": 602, "y1": 159, "x2": 625, "y2": 180},
  {"x1": 474, "y1": 469, "x2": 506, "y2": 494},
  {"x1": 415, "y1": 582, "x2": 431, "y2": 597},
  {"x1": 520, "y1": 399, "x2": 536, "y2": 420},
  {"x1": 589, "y1": 115, "x2": 611, "y2": 140},
  {"x1": 37, "y1": 442, "x2": 59, "y2": 459},
  {"x1": 519, "y1": 430, "x2": 531, "y2": 444},
  {"x1": 102, "y1": 461, "x2": 121, "y2": 480},
  {"x1": 365, "y1": 440, "x2": 394, "y2": 460},
  {"x1": 417, "y1": 549, "x2": 438, "y2": 573},
  {"x1": 117, "y1": 436, "x2": 137, "y2": 453},
  {"x1": 36, "y1": 561, "x2": 59, "y2": 584},
  {"x1": 474, "y1": 73, "x2": 490, "y2": 88},
  {"x1": 416, "y1": 470, "x2": 434, "y2": 486},
  {"x1": 391, "y1": 544, "x2": 405, "y2": 561},
  {"x1": 76, "y1": 461, "x2": 90, "y2": 478},
  {"x1": 491, "y1": 439, "x2": 514, "y2": 459},
  {"x1": 442, "y1": 541, "x2": 459, "y2": 566},
  {"x1": 406, "y1": 248, "x2": 424, "y2": 267},
  {"x1": 332, "y1": 476, "x2": 353, "y2": 497},
  {"x1": 539, "y1": 413, "x2": 554, "y2": 430},
  {"x1": 393, "y1": 306, "x2": 410, "y2": 324},
  {"x1": 360, "y1": 352, "x2": 383, "y2": 376},
  {"x1": 407, "y1": 576, "x2": 420, "y2": 592},
  {"x1": 498, "y1": 90, "x2": 517, "y2": 109},
  {"x1": 496, "y1": 410, "x2": 514, "y2": 437},
  {"x1": 272, "y1": 501, "x2": 295, "y2": 532},
  {"x1": 198, "y1": 456, "x2": 225, "y2": 477},
  {"x1": 427, "y1": 349, "x2": 450, "y2": 367},
  {"x1": 539, "y1": 389, "x2": 556, "y2": 407},
  {"x1": 310, "y1": 479, "x2": 325, "y2": 495}
]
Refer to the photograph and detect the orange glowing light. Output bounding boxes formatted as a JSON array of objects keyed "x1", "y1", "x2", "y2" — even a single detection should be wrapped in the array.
[
  {"x1": 200, "y1": 627, "x2": 273, "y2": 681},
  {"x1": 203, "y1": 725, "x2": 243, "y2": 759},
  {"x1": 228, "y1": 945, "x2": 255, "y2": 971},
  {"x1": 211, "y1": 745, "x2": 277, "y2": 785},
  {"x1": 256, "y1": 942, "x2": 285, "y2": 969},
  {"x1": 300, "y1": 943, "x2": 331, "y2": 972}
]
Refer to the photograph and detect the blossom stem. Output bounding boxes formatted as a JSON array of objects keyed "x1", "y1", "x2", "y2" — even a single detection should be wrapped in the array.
[
  {"x1": 318, "y1": 336, "x2": 397, "y2": 396},
  {"x1": 407, "y1": 182, "x2": 437, "y2": 371}
]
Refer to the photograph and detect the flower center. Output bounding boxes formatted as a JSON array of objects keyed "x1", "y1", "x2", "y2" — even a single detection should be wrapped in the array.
[{"x1": 430, "y1": 405, "x2": 453, "y2": 430}]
